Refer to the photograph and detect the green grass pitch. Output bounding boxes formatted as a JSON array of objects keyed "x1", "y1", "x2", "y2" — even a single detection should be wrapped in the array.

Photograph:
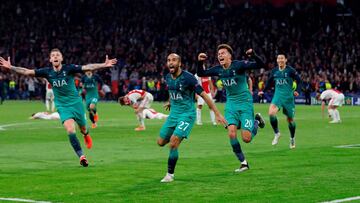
[{"x1": 0, "y1": 101, "x2": 359, "y2": 202}]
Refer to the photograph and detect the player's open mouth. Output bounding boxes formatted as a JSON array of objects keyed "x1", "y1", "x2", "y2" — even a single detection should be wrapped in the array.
[
  {"x1": 54, "y1": 60, "x2": 59, "y2": 63},
  {"x1": 219, "y1": 58, "x2": 224, "y2": 62}
]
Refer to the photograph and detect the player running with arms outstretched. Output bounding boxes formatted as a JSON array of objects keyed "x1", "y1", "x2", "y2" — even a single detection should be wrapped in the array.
[
  {"x1": 197, "y1": 44, "x2": 265, "y2": 172},
  {"x1": 0, "y1": 48, "x2": 117, "y2": 167},
  {"x1": 158, "y1": 53, "x2": 227, "y2": 183}
]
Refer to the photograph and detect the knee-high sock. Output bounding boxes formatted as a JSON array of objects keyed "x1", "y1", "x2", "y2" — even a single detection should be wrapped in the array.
[
  {"x1": 168, "y1": 148, "x2": 178, "y2": 174},
  {"x1": 89, "y1": 112, "x2": 95, "y2": 123},
  {"x1": 196, "y1": 108, "x2": 202, "y2": 123},
  {"x1": 230, "y1": 138, "x2": 245, "y2": 162},
  {"x1": 137, "y1": 113, "x2": 145, "y2": 126},
  {"x1": 288, "y1": 121, "x2": 296, "y2": 139},
  {"x1": 251, "y1": 119, "x2": 259, "y2": 139},
  {"x1": 270, "y1": 115, "x2": 279, "y2": 134},
  {"x1": 328, "y1": 109, "x2": 335, "y2": 120},
  {"x1": 46, "y1": 99, "x2": 50, "y2": 111},
  {"x1": 68, "y1": 133, "x2": 83, "y2": 157},
  {"x1": 51, "y1": 100, "x2": 55, "y2": 112},
  {"x1": 334, "y1": 109, "x2": 341, "y2": 121},
  {"x1": 210, "y1": 110, "x2": 215, "y2": 123}
]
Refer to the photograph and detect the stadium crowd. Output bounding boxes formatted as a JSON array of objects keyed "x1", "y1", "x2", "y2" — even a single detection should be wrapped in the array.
[{"x1": 0, "y1": 0, "x2": 359, "y2": 103}]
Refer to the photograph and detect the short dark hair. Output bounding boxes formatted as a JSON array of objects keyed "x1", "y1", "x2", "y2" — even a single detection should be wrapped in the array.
[
  {"x1": 50, "y1": 48, "x2": 62, "y2": 55},
  {"x1": 277, "y1": 52, "x2": 287, "y2": 58},
  {"x1": 217, "y1": 44, "x2": 233, "y2": 55},
  {"x1": 118, "y1": 96, "x2": 126, "y2": 105}
]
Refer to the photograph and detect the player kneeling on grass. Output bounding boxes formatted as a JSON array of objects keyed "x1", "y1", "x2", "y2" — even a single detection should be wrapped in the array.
[
  {"x1": 30, "y1": 112, "x2": 60, "y2": 120},
  {"x1": 316, "y1": 89, "x2": 344, "y2": 124},
  {"x1": 0, "y1": 49, "x2": 117, "y2": 167},
  {"x1": 157, "y1": 53, "x2": 227, "y2": 183},
  {"x1": 259, "y1": 53, "x2": 302, "y2": 149},
  {"x1": 81, "y1": 70, "x2": 103, "y2": 129},
  {"x1": 118, "y1": 89, "x2": 156, "y2": 131}
]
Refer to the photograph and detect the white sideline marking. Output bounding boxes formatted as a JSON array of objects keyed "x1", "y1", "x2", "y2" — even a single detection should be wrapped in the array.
[
  {"x1": 334, "y1": 144, "x2": 360, "y2": 149},
  {"x1": 0, "y1": 197, "x2": 51, "y2": 203},
  {"x1": 321, "y1": 196, "x2": 360, "y2": 203},
  {"x1": 0, "y1": 122, "x2": 35, "y2": 131}
]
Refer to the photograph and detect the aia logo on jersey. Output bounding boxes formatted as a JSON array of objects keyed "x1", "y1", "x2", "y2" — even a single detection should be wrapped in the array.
[
  {"x1": 169, "y1": 92, "x2": 183, "y2": 100},
  {"x1": 52, "y1": 79, "x2": 68, "y2": 87},
  {"x1": 276, "y1": 79, "x2": 288, "y2": 85},
  {"x1": 222, "y1": 78, "x2": 237, "y2": 86}
]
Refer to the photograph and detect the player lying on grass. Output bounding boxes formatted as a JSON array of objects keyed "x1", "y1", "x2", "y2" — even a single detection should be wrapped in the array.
[
  {"x1": 259, "y1": 53, "x2": 302, "y2": 149},
  {"x1": 30, "y1": 112, "x2": 60, "y2": 120},
  {"x1": 0, "y1": 48, "x2": 117, "y2": 167},
  {"x1": 158, "y1": 53, "x2": 227, "y2": 183},
  {"x1": 316, "y1": 89, "x2": 344, "y2": 124},
  {"x1": 118, "y1": 90, "x2": 156, "y2": 131},
  {"x1": 197, "y1": 44, "x2": 265, "y2": 173}
]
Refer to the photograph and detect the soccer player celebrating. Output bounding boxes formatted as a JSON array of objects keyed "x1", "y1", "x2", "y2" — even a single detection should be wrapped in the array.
[
  {"x1": 194, "y1": 74, "x2": 217, "y2": 126},
  {"x1": 158, "y1": 53, "x2": 227, "y2": 183},
  {"x1": 118, "y1": 89, "x2": 154, "y2": 131},
  {"x1": 0, "y1": 48, "x2": 117, "y2": 167},
  {"x1": 316, "y1": 89, "x2": 344, "y2": 123},
  {"x1": 81, "y1": 70, "x2": 103, "y2": 128},
  {"x1": 197, "y1": 44, "x2": 265, "y2": 172},
  {"x1": 259, "y1": 53, "x2": 301, "y2": 149}
]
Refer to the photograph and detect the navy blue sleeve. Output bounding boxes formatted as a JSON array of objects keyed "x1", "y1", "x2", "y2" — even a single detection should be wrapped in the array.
[
  {"x1": 263, "y1": 70, "x2": 274, "y2": 92},
  {"x1": 291, "y1": 68, "x2": 302, "y2": 92},
  {"x1": 68, "y1": 64, "x2": 83, "y2": 74},
  {"x1": 34, "y1": 67, "x2": 49, "y2": 78},
  {"x1": 95, "y1": 75, "x2": 104, "y2": 86},
  {"x1": 197, "y1": 61, "x2": 220, "y2": 77},
  {"x1": 186, "y1": 72, "x2": 204, "y2": 95}
]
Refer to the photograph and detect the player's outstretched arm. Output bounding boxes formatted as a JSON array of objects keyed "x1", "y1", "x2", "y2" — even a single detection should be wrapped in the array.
[
  {"x1": 82, "y1": 55, "x2": 117, "y2": 71},
  {"x1": 0, "y1": 57, "x2": 35, "y2": 76},
  {"x1": 200, "y1": 91, "x2": 227, "y2": 126},
  {"x1": 196, "y1": 53, "x2": 219, "y2": 77},
  {"x1": 238, "y1": 49, "x2": 265, "y2": 70}
]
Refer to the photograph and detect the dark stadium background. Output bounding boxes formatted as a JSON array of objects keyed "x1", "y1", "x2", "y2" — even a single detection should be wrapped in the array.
[{"x1": 0, "y1": 0, "x2": 359, "y2": 105}]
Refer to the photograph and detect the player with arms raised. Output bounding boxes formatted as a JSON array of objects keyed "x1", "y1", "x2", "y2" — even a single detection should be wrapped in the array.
[
  {"x1": 197, "y1": 44, "x2": 265, "y2": 172},
  {"x1": 81, "y1": 70, "x2": 104, "y2": 128},
  {"x1": 259, "y1": 53, "x2": 301, "y2": 149},
  {"x1": 0, "y1": 48, "x2": 117, "y2": 167},
  {"x1": 158, "y1": 53, "x2": 227, "y2": 183}
]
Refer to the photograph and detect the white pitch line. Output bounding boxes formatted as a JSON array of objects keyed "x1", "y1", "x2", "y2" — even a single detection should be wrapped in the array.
[
  {"x1": 321, "y1": 196, "x2": 360, "y2": 203},
  {"x1": 0, "y1": 197, "x2": 52, "y2": 203},
  {"x1": 334, "y1": 144, "x2": 360, "y2": 149}
]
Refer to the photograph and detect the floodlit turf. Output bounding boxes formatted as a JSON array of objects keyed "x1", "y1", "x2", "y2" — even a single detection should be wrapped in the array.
[{"x1": 0, "y1": 101, "x2": 359, "y2": 203}]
